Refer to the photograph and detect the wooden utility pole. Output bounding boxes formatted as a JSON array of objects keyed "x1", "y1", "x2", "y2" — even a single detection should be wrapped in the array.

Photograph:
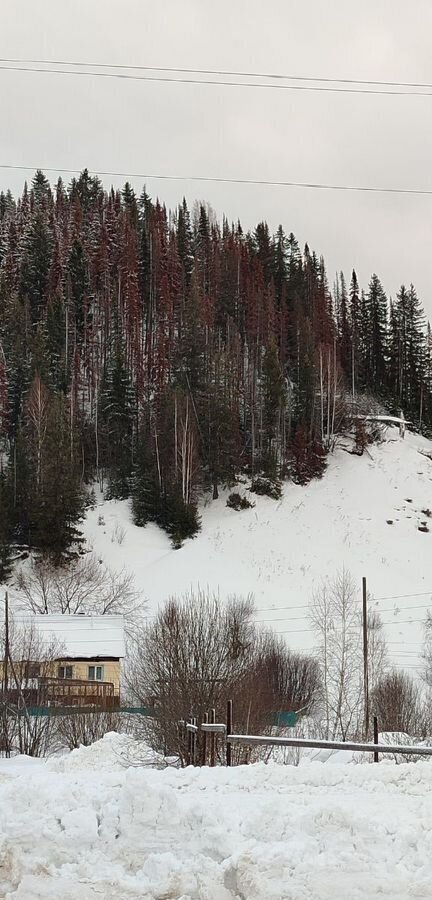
[
  {"x1": 3, "y1": 592, "x2": 9, "y2": 695},
  {"x1": 373, "y1": 716, "x2": 379, "y2": 763},
  {"x1": 210, "y1": 707, "x2": 216, "y2": 767},
  {"x1": 362, "y1": 577, "x2": 369, "y2": 738},
  {"x1": 226, "y1": 699, "x2": 233, "y2": 767}
]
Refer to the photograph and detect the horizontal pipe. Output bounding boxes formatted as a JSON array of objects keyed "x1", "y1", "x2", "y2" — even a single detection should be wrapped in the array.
[
  {"x1": 186, "y1": 723, "x2": 199, "y2": 733},
  {"x1": 227, "y1": 734, "x2": 432, "y2": 756}
]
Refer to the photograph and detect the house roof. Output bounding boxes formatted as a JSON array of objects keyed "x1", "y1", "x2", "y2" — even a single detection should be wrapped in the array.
[{"x1": 13, "y1": 614, "x2": 125, "y2": 659}]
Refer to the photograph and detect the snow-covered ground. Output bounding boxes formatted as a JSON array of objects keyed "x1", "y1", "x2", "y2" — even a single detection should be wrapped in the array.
[
  {"x1": 1, "y1": 733, "x2": 432, "y2": 899},
  {"x1": 4, "y1": 426, "x2": 432, "y2": 670},
  {"x1": 80, "y1": 427, "x2": 432, "y2": 670}
]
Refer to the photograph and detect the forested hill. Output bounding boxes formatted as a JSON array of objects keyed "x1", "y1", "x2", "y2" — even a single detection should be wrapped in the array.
[{"x1": 0, "y1": 169, "x2": 431, "y2": 566}]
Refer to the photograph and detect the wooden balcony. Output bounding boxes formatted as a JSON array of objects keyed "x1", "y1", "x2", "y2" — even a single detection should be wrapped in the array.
[{"x1": 5, "y1": 677, "x2": 119, "y2": 711}]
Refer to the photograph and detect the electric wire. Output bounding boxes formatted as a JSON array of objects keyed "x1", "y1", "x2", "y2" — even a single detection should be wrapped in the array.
[
  {"x1": 1, "y1": 60, "x2": 432, "y2": 98},
  {"x1": 1, "y1": 163, "x2": 432, "y2": 197}
]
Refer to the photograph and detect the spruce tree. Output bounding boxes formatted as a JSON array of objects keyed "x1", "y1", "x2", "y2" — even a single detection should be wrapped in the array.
[
  {"x1": 0, "y1": 468, "x2": 13, "y2": 581},
  {"x1": 273, "y1": 225, "x2": 288, "y2": 307},
  {"x1": 337, "y1": 272, "x2": 352, "y2": 380},
  {"x1": 261, "y1": 341, "x2": 286, "y2": 477},
  {"x1": 367, "y1": 274, "x2": 388, "y2": 394},
  {"x1": 99, "y1": 342, "x2": 135, "y2": 499},
  {"x1": 19, "y1": 211, "x2": 52, "y2": 323}
]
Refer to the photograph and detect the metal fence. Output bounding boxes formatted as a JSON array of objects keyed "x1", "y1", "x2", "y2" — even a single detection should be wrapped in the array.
[{"x1": 186, "y1": 701, "x2": 432, "y2": 765}]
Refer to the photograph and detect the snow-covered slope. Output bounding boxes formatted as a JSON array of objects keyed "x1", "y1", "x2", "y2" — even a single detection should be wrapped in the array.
[
  {"x1": 77, "y1": 426, "x2": 432, "y2": 670},
  {"x1": 1, "y1": 734, "x2": 432, "y2": 899},
  {"x1": 5, "y1": 426, "x2": 432, "y2": 670}
]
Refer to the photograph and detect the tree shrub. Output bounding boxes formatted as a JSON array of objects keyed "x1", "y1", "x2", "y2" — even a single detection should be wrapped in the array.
[
  {"x1": 226, "y1": 492, "x2": 255, "y2": 511},
  {"x1": 250, "y1": 476, "x2": 282, "y2": 499}
]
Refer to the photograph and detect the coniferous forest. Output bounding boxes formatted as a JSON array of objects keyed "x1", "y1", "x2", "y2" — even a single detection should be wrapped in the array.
[{"x1": 0, "y1": 169, "x2": 431, "y2": 568}]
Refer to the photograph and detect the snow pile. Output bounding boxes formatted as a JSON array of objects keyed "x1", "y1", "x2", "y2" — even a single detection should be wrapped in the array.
[
  {"x1": 1, "y1": 754, "x2": 432, "y2": 898},
  {"x1": 49, "y1": 731, "x2": 164, "y2": 773}
]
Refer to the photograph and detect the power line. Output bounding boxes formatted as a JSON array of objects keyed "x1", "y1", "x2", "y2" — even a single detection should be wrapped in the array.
[
  {"x1": 2, "y1": 58, "x2": 432, "y2": 97},
  {"x1": 372, "y1": 590, "x2": 432, "y2": 602},
  {"x1": 375, "y1": 603, "x2": 432, "y2": 615},
  {"x1": 255, "y1": 597, "x2": 432, "y2": 619},
  {"x1": 1, "y1": 163, "x2": 432, "y2": 198}
]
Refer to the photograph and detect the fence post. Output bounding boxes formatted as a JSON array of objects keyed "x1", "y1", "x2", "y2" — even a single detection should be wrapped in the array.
[
  {"x1": 373, "y1": 715, "x2": 379, "y2": 763},
  {"x1": 202, "y1": 712, "x2": 208, "y2": 765},
  {"x1": 362, "y1": 576, "x2": 369, "y2": 738},
  {"x1": 226, "y1": 699, "x2": 233, "y2": 767},
  {"x1": 192, "y1": 716, "x2": 197, "y2": 766},
  {"x1": 210, "y1": 707, "x2": 216, "y2": 767},
  {"x1": 186, "y1": 718, "x2": 191, "y2": 766}
]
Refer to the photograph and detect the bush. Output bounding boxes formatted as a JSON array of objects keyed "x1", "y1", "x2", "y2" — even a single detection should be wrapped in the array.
[
  {"x1": 250, "y1": 477, "x2": 282, "y2": 499},
  {"x1": 56, "y1": 710, "x2": 121, "y2": 750},
  {"x1": 371, "y1": 671, "x2": 424, "y2": 736},
  {"x1": 354, "y1": 420, "x2": 369, "y2": 455},
  {"x1": 126, "y1": 589, "x2": 320, "y2": 765},
  {"x1": 164, "y1": 495, "x2": 200, "y2": 549},
  {"x1": 290, "y1": 427, "x2": 327, "y2": 485},
  {"x1": 226, "y1": 492, "x2": 255, "y2": 511}
]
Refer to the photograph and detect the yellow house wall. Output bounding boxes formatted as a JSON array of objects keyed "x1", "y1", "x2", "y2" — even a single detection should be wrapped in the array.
[
  {"x1": 0, "y1": 659, "x2": 121, "y2": 695},
  {"x1": 56, "y1": 660, "x2": 121, "y2": 694}
]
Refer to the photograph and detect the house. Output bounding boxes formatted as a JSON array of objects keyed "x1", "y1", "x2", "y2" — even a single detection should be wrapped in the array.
[{"x1": 3, "y1": 614, "x2": 125, "y2": 710}]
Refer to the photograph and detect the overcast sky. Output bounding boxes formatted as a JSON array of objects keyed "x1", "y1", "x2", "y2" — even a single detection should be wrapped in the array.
[{"x1": 2, "y1": 1, "x2": 432, "y2": 312}]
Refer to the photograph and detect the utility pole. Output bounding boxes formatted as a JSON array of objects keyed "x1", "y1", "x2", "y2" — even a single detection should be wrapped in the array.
[
  {"x1": 3, "y1": 592, "x2": 9, "y2": 695},
  {"x1": 1, "y1": 592, "x2": 10, "y2": 757},
  {"x1": 362, "y1": 577, "x2": 369, "y2": 739}
]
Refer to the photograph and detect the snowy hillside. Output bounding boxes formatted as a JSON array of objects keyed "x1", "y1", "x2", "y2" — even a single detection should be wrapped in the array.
[
  {"x1": 1, "y1": 733, "x2": 432, "y2": 899},
  {"x1": 76, "y1": 425, "x2": 432, "y2": 671},
  {"x1": 5, "y1": 426, "x2": 432, "y2": 672}
]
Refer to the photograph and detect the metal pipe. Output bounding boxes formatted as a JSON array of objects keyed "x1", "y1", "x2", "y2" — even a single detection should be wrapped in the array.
[{"x1": 227, "y1": 734, "x2": 432, "y2": 756}]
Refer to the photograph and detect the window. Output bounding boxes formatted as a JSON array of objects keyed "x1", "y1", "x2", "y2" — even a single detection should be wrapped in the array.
[
  {"x1": 58, "y1": 665, "x2": 73, "y2": 679},
  {"x1": 25, "y1": 663, "x2": 40, "y2": 679},
  {"x1": 88, "y1": 665, "x2": 104, "y2": 682}
]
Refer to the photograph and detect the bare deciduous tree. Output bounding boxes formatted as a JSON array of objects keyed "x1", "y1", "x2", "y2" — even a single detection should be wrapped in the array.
[
  {"x1": 56, "y1": 710, "x2": 121, "y2": 750},
  {"x1": 422, "y1": 611, "x2": 432, "y2": 691},
  {"x1": 126, "y1": 589, "x2": 319, "y2": 765},
  {"x1": 371, "y1": 671, "x2": 424, "y2": 737},
  {"x1": 15, "y1": 554, "x2": 142, "y2": 631},
  {"x1": 311, "y1": 569, "x2": 362, "y2": 740},
  {"x1": 1, "y1": 620, "x2": 62, "y2": 757},
  {"x1": 310, "y1": 569, "x2": 387, "y2": 740},
  {"x1": 367, "y1": 609, "x2": 388, "y2": 694}
]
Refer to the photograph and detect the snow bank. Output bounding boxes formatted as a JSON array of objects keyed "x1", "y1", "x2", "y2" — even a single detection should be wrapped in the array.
[
  {"x1": 48, "y1": 731, "x2": 164, "y2": 773},
  {"x1": 1, "y1": 751, "x2": 432, "y2": 898}
]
